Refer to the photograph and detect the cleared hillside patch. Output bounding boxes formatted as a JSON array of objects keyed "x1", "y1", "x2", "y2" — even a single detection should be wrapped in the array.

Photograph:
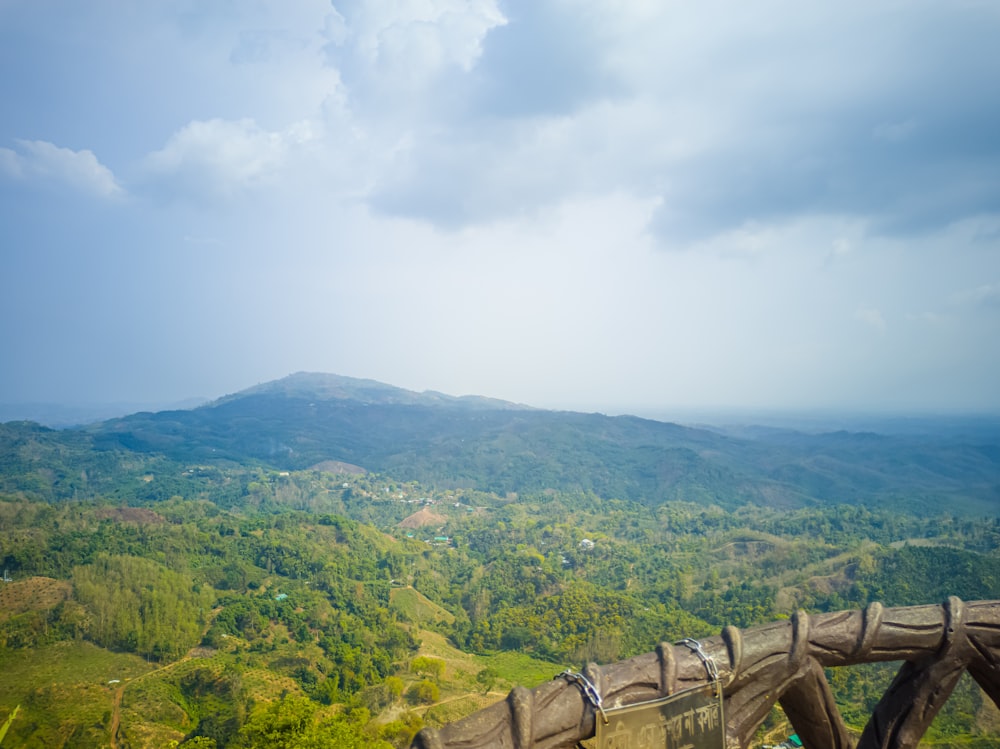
[
  {"x1": 0, "y1": 576, "x2": 70, "y2": 621},
  {"x1": 390, "y1": 586, "x2": 456, "y2": 626},
  {"x1": 0, "y1": 641, "x2": 153, "y2": 748}
]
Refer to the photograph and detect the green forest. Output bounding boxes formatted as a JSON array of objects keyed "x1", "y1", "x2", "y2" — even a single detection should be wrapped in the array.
[{"x1": 2, "y1": 382, "x2": 1000, "y2": 747}]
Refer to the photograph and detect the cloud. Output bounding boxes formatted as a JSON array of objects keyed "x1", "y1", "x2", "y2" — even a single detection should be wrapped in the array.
[
  {"x1": 467, "y1": 2, "x2": 624, "y2": 118},
  {"x1": 324, "y1": 0, "x2": 505, "y2": 116},
  {"x1": 141, "y1": 118, "x2": 315, "y2": 201},
  {"x1": 342, "y1": 0, "x2": 1000, "y2": 242},
  {"x1": 130, "y1": 1, "x2": 508, "y2": 209},
  {"x1": 0, "y1": 140, "x2": 122, "y2": 198}
]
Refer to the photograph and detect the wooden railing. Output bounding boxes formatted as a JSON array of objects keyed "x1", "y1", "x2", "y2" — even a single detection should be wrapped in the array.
[{"x1": 410, "y1": 597, "x2": 1000, "y2": 749}]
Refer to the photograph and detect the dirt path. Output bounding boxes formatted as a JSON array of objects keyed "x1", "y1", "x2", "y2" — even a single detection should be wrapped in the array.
[
  {"x1": 106, "y1": 644, "x2": 209, "y2": 748},
  {"x1": 418, "y1": 690, "x2": 507, "y2": 721},
  {"x1": 109, "y1": 685, "x2": 124, "y2": 749}
]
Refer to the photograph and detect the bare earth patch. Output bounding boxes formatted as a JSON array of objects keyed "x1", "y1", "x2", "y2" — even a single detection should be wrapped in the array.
[
  {"x1": 399, "y1": 507, "x2": 447, "y2": 529},
  {"x1": 308, "y1": 460, "x2": 367, "y2": 475},
  {"x1": 0, "y1": 577, "x2": 71, "y2": 621}
]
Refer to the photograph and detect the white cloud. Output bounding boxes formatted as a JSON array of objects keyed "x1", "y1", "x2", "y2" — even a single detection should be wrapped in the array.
[
  {"x1": 323, "y1": 0, "x2": 505, "y2": 123},
  {"x1": 142, "y1": 118, "x2": 315, "y2": 200},
  {"x1": 0, "y1": 140, "x2": 122, "y2": 198},
  {"x1": 135, "y1": 1, "x2": 506, "y2": 206},
  {"x1": 328, "y1": 0, "x2": 504, "y2": 75}
]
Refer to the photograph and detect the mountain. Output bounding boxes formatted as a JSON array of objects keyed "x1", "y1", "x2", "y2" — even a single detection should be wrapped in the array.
[
  {"x1": 78, "y1": 372, "x2": 1000, "y2": 514},
  {"x1": 215, "y1": 372, "x2": 530, "y2": 411}
]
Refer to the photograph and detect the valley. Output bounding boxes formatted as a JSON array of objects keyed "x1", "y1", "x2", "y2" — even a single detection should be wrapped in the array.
[{"x1": 1, "y1": 374, "x2": 999, "y2": 747}]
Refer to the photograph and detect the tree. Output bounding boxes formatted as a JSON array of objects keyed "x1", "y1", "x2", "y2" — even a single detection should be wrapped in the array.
[
  {"x1": 410, "y1": 656, "x2": 445, "y2": 681},
  {"x1": 407, "y1": 680, "x2": 439, "y2": 705},
  {"x1": 233, "y1": 696, "x2": 316, "y2": 749},
  {"x1": 476, "y1": 667, "x2": 499, "y2": 695},
  {"x1": 385, "y1": 675, "x2": 405, "y2": 700},
  {"x1": 71, "y1": 554, "x2": 213, "y2": 661},
  {"x1": 179, "y1": 737, "x2": 216, "y2": 749}
]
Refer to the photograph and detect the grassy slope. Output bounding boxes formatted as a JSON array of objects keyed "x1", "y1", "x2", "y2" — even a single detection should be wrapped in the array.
[
  {"x1": 390, "y1": 586, "x2": 456, "y2": 626},
  {"x1": 399, "y1": 627, "x2": 562, "y2": 729},
  {"x1": 387, "y1": 585, "x2": 560, "y2": 729},
  {"x1": 0, "y1": 641, "x2": 154, "y2": 747}
]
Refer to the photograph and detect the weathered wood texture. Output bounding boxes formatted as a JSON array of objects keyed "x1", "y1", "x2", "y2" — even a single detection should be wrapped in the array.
[{"x1": 411, "y1": 598, "x2": 1000, "y2": 749}]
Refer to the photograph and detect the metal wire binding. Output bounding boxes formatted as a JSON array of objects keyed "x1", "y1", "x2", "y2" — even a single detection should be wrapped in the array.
[
  {"x1": 677, "y1": 638, "x2": 720, "y2": 692},
  {"x1": 556, "y1": 669, "x2": 609, "y2": 725}
]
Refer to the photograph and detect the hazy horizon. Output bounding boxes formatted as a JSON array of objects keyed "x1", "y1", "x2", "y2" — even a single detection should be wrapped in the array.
[{"x1": 3, "y1": 370, "x2": 1000, "y2": 434}]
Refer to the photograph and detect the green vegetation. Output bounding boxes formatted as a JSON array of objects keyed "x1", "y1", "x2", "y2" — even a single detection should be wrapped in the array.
[
  {"x1": 2, "y1": 485, "x2": 998, "y2": 746},
  {"x1": 1, "y1": 377, "x2": 999, "y2": 746},
  {"x1": 0, "y1": 705, "x2": 19, "y2": 745},
  {"x1": 73, "y1": 554, "x2": 213, "y2": 660}
]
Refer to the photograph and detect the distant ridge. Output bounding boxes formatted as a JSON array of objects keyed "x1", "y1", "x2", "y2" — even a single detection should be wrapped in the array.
[
  {"x1": 57, "y1": 372, "x2": 1000, "y2": 516},
  {"x1": 212, "y1": 372, "x2": 533, "y2": 412},
  {"x1": 0, "y1": 398, "x2": 208, "y2": 428}
]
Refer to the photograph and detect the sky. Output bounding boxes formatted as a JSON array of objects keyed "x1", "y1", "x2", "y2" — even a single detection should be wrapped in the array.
[{"x1": 1, "y1": 0, "x2": 999, "y2": 417}]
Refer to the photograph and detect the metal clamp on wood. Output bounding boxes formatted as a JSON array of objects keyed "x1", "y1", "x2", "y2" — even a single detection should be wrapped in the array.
[
  {"x1": 557, "y1": 669, "x2": 609, "y2": 725},
  {"x1": 677, "y1": 638, "x2": 720, "y2": 693}
]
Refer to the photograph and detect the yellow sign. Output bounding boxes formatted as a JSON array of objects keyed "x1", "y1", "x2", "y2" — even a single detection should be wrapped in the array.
[{"x1": 591, "y1": 684, "x2": 724, "y2": 749}]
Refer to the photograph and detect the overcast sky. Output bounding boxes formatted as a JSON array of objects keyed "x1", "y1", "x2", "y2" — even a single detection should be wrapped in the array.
[{"x1": 2, "y1": 0, "x2": 999, "y2": 416}]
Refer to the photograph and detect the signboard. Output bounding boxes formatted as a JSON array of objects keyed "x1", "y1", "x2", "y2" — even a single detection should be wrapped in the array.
[{"x1": 586, "y1": 684, "x2": 725, "y2": 749}]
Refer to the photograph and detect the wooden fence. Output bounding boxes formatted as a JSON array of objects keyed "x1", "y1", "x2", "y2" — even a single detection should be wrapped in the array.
[{"x1": 410, "y1": 597, "x2": 1000, "y2": 749}]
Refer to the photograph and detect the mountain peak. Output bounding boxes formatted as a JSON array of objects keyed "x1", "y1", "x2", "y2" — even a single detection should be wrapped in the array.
[{"x1": 215, "y1": 372, "x2": 531, "y2": 411}]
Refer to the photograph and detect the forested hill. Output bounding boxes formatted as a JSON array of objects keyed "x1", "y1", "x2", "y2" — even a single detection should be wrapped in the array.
[{"x1": 53, "y1": 372, "x2": 997, "y2": 515}]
